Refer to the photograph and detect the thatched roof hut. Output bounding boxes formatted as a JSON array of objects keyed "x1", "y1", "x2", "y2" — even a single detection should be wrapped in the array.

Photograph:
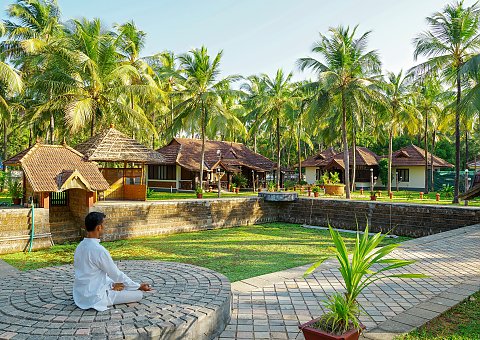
[{"x1": 75, "y1": 126, "x2": 165, "y2": 164}]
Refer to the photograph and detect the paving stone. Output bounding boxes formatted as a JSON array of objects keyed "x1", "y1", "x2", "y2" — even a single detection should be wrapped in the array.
[{"x1": 0, "y1": 261, "x2": 231, "y2": 340}]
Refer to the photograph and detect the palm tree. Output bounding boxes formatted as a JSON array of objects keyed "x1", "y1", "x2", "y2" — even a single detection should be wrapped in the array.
[
  {"x1": 4, "y1": 0, "x2": 63, "y2": 144},
  {"x1": 251, "y1": 70, "x2": 294, "y2": 189},
  {"x1": 172, "y1": 46, "x2": 239, "y2": 190},
  {"x1": 298, "y1": 26, "x2": 382, "y2": 198},
  {"x1": 0, "y1": 22, "x2": 24, "y2": 160},
  {"x1": 381, "y1": 71, "x2": 418, "y2": 194},
  {"x1": 36, "y1": 18, "x2": 153, "y2": 137},
  {"x1": 413, "y1": 0, "x2": 480, "y2": 203}
]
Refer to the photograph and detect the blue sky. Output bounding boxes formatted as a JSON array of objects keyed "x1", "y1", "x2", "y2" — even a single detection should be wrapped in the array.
[{"x1": 2, "y1": 0, "x2": 460, "y2": 80}]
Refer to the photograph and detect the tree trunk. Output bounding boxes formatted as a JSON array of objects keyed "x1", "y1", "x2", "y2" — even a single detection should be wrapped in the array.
[
  {"x1": 431, "y1": 130, "x2": 436, "y2": 191},
  {"x1": 254, "y1": 134, "x2": 257, "y2": 154},
  {"x1": 453, "y1": 71, "x2": 461, "y2": 203},
  {"x1": 28, "y1": 125, "x2": 33, "y2": 147},
  {"x1": 49, "y1": 112, "x2": 55, "y2": 144},
  {"x1": 298, "y1": 120, "x2": 302, "y2": 184},
  {"x1": 2, "y1": 121, "x2": 7, "y2": 162},
  {"x1": 199, "y1": 104, "x2": 206, "y2": 190},
  {"x1": 388, "y1": 128, "x2": 393, "y2": 194},
  {"x1": 90, "y1": 112, "x2": 96, "y2": 137},
  {"x1": 351, "y1": 119, "x2": 356, "y2": 192},
  {"x1": 341, "y1": 91, "x2": 351, "y2": 199},
  {"x1": 276, "y1": 115, "x2": 281, "y2": 190},
  {"x1": 465, "y1": 130, "x2": 469, "y2": 169},
  {"x1": 424, "y1": 110, "x2": 429, "y2": 193}
]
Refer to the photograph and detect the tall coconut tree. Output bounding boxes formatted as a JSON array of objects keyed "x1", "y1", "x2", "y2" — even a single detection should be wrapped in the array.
[
  {"x1": 413, "y1": 0, "x2": 480, "y2": 203},
  {"x1": 251, "y1": 70, "x2": 294, "y2": 189},
  {"x1": 172, "y1": 46, "x2": 239, "y2": 190},
  {"x1": 381, "y1": 71, "x2": 418, "y2": 194},
  {"x1": 4, "y1": 0, "x2": 63, "y2": 143},
  {"x1": 298, "y1": 26, "x2": 382, "y2": 198},
  {"x1": 38, "y1": 18, "x2": 154, "y2": 137},
  {"x1": 0, "y1": 23, "x2": 24, "y2": 160}
]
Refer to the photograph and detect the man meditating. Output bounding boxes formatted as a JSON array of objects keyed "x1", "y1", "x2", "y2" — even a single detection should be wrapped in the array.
[{"x1": 73, "y1": 212, "x2": 151, "y2": 311}]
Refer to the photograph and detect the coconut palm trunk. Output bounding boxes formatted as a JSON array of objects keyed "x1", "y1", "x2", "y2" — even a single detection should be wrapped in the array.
[
  {"x1": 351, "y1": 121, "x2": 356, "y2": 192},
  {"x1": 388, "y1": 128, "x2": 393, "y2": 193},
  {"x1": 341, "y1": 91, "x2": 351, "y2": 199},
  {"x1": 276, "y1": 115, "x2": 281, "y2": 190},
  {"x1": 199, "y1": 105, "x2": 206, "y2": 190},
  {"x1": 431, "y1": 130, "x2": 436, "y2": 191},
  {"x1": 2, "y1": 121, "x2": 7, "y2": 161},
  {"x1": 49, "y1": 112, "x2": 55, "y2": 144},
  {"x1": 454, "y1": 72, "x2": 461, "y2": 203},
  {"x1": 424, "y1": 110, "x2": 429, "y2": 193},
  {"x1": 465, "y1": 130, "x2": 468, "y2": 169}
]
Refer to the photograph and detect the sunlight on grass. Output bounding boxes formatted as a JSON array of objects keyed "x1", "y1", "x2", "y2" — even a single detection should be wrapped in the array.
[{"x1": 0, "y1": 223, "x2": 410, "y2": 282}]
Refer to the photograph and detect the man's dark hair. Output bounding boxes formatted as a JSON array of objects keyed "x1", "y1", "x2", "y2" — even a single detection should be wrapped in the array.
[{"x1": 85, "y1": 212, "x2": 106, "y2": 232}]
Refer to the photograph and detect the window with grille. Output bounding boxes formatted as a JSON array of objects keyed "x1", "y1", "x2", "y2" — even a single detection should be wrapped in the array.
[
  {"x1": 396, "y1": 169, "x2": 409, "y2": 182},
  {"x1": 148, "y1": 165, "x2": 176, "y2": 180}
]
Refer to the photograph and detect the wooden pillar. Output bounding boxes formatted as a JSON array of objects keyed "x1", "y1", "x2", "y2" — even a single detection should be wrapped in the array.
[
  {"x1": 40, "y1": 192, "x2": 50, "y2": 209},
  {"x1": 86, "y1": 191, "x2": 95, "y2": 208}
]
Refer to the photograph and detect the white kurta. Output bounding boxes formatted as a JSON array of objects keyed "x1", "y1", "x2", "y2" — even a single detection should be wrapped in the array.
[{"x1": 73, "y1": 238, "x2": 140, "y2": 311}]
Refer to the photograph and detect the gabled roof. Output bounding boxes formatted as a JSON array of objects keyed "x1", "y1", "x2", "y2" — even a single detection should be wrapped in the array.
[
  {"x1": 327, "y1": 146, "x2": 380, "y2": 169},
  {"x1": 3, "y1": 143, "x2": 110, "y2": 192},
  {"x1": 75, "y1": 127, "x2": 165, "y2": 164},
  {"x1": 391, "y1": 145, "x2": 453, "y2": 168},
  {"x1": 156, "y1": 138, "x2": 276, "y2": 172},
  {"x1": 302, "y1": 147, "x2": 337, "y2": 167}
]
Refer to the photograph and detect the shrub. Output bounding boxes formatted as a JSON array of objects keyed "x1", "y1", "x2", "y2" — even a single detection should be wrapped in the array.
[{"x1": 232, "y1": 173, "x2": 248, "y2": 188}]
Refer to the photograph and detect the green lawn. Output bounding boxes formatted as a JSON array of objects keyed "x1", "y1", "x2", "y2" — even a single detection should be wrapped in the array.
[
  {"x1": 146, "y1": 189, "x2": 480, "y2": 207},
  {"x1": 0, "y1": 191, "x2": 10, "y2": 204},
  {"x1": 398, "y1": 290, "x2": 480, "y2": 340},
  {"x1": 147, "y1": 190, "x2": 258, "y2": 200},
  {"x1": 0, "y1": 223, "x2": 409, "y2": 282}
]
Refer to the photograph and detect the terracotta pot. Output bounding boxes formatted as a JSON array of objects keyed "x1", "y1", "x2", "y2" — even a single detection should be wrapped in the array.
[
  {"x1": 360, "y1": 188, "x2": 364, "y2": 195},
  {"x1": 258, "y1": 188, "x2": 262, "y2": 192},
  {"x1": 419, "y1": 192, "x2": 424, "y2": 199},
  {"x1": 314, "y1": 192, "x2": 319, "y2": 198},
  {"x1": 13, "y1": 198, "x2": 21, "y2": 205},
  {"x1": 235, "y1": 187, "x2": 240, "y2": 194},
  {"x1": 196, "y1": 193, "x2": 203, "y2": 199},
  {"x1": 299, "y1": 319, "x2": 364, "y2": 340},
  {"x1": 308, "y1": 189, "x2": 312, "y2": 197},
  {"x1": 389, "y1": 192, "x2": 393, "y2": 199},
  {"x1": 370, "y1": 195, "x2": 376, "y2": 201},
  {"x1": 436, "y1": 193, "x2": 440, "y2": 201},
  {"x1": 324, "y1": 184, "x2": 345, "y2": 196}
]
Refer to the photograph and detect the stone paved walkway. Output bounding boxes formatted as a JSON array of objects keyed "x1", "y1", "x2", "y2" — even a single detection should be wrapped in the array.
[{"x1": 217, "y1": 224, "x2": 480, "y2": 340}]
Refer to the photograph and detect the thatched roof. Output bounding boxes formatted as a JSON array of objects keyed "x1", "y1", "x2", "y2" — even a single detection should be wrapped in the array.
[
  {"x1": 391, "y1": 145, "x2": 453, "y2": 168},
  {"x1": 75, "y1": 127, "x2": 165, "y2": 164},
  {"x1": 156, "y1": 138, "x2": 275, "y2": 172},
  {"x1": 3, "y1": 143, "x2": 109, "y2": 192}
]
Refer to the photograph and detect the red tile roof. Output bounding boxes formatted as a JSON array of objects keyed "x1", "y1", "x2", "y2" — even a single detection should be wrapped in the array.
[
  {"x1": 4, "y1": 143, "x2": 110, "y2": 192},
  {"x1": 391, "y1": 145, "x2": 453, "y2": 168},
  {"x1": 301, "y1": 147, "x2": 337, "y2": 167},
  {"x1": 156, "y1": 138, "x2": 275, "y2": 172},
  {"x1": 327, "y1": 146, "x2": 380, "y2": 169}
]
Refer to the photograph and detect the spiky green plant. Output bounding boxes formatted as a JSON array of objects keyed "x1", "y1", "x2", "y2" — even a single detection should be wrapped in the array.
[{"x1": 304, "y1": 225, "x2": 427, "y2": 333}]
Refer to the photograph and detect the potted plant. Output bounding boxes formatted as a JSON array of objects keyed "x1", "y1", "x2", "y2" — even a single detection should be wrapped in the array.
[
  {"x1": 312, "y1": 186, "x2": 321, "y2": 198},
  {"x1": 300, "y1": 225, "x2": 426, "y2": 340},
  {"x1": 267, "y1": 181, "x2": 276, "y2": 192},
  {"x1": 230, "y1": 183, "x2": 236, "y2": 192},
  {"x1": 8, "y1": 179, "x2": 22, "y2": 205},
  {"x1": 369, "y1": 191, "x2": 376, "y2": 201},
  {"x1": 195, "y1": 187, "x2": 203, "y2": 199},
  {"x1": 232, "y1": 174, "x2": 247, "y2": 194},
  {"x1": 321, "y1": 172, "x2": 345, "y2": 196}
]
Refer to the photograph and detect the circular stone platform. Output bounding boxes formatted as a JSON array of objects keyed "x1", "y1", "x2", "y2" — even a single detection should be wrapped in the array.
[{"x1": 0, "y1": 261, "x2": 231, "y2": 340}]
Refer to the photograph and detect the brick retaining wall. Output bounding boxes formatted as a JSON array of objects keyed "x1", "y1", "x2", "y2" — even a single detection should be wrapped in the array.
[
  {"x1": 0, "y1": 207, "x2": 50, "y2": 254},
  {"x1": 1, "y1": 197, "x2": 480, "y2": 254},
  {"x1": 90, "y1": 198, "x2": 279, "y2": 241},
  {"x1": 280, "y1": 198, "x2": 480, "y2": 237}
]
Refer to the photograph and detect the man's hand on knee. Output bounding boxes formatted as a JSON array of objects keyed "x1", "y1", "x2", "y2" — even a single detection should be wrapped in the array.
[
  {"x1": 112, "y1": 283, "x2": 125, "y2": 291},
  {"x1": 139, "y1": 283, "x2": 152, "y2": 292}
]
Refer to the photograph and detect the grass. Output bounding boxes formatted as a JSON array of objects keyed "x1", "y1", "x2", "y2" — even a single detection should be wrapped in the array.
[
  {"x1": 398, "y1": 290, "x2": 480, "y2": 340},
  {"x1": 145, "y1": 189, "x2": 480, "y2": 206},
  {"x1": 0, "y1": 223, "x2": 409, "y2": 282},
  {"x1": 147, "y1": 190, "x2": 257, "y2": 200}
]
